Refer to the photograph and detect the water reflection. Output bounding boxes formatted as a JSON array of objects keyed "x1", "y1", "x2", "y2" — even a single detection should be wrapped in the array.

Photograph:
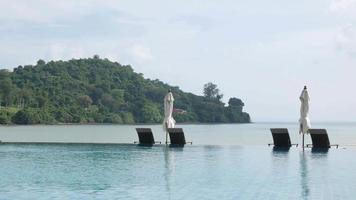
[
  {"x1": 272, "y1": 146, "x2": 290, "y2": 153},
  {"x1": 269, "y1": 146, "x2": 291, "y2": 199},
  {"x1": 299, "y1": 149, "x2": 329, "y2": 199},
  {"x1": 137, "y1": 143, "x2": 154, "y2": 147},
  {"x1": 300, "y1": 148, "x2": 329, "y2": 199},
  {"x1": 271, "y1": 147, "x2": 290, "y2": 167},
  {"x1": 203, "y1": 145, "x2": 224, "y2": 151},
  {"x1": 300, "y1": 152, "x2": 310, "y2": 200},
  {"x1": 164, "y1": 147, "x2": 182, "y2": 200},
  {"x1": 311, "y1": 148, "x2": 329, "y2": 153},
  {"x1": 203, "y1": 145, "x2": 224, "y2": 160}
]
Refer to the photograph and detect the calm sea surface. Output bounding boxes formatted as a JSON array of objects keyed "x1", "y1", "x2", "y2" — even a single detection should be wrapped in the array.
[
  {"x1": 1, "y1": 122, "x2": 356, "y2": 145},
  {"x1": 0, "y1": 122, "x2": 356, "y2": 199}
]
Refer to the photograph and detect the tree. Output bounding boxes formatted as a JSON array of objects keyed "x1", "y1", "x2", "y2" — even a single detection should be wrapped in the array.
[
  {"x1": 0, "y1": 69, "x2": 10, "y2": 79},
  {"x1": 37, "y1": 59, "x2": 46, "y2": 65},
  {"x1": 0, "y1": 78, "x2": 14, "y2": 106},
  {"x1": 36, "y1": 96, "x2": 48, "y2": 108},
  {"x1": 203, "y1": 82, "x2": 223, "y2": 101},
  {"x1": 104, "y1": 113, "x2": 123, "y2": 124},
  {"x1": 121, "y1": 112, "x2": 135, "y2": 124},
  {"x1": 101, "y1": 94, "x2": 115, "y2": 109},
  {"x1": 141, "y1": 103, "x2": 162, "y2": 123},
  {"x1": 0, "y1": 57, "x2": 250, "y2": 124},
  {"x1": 227, "y1": 97, "x2": 244, "y2": 112},
  {"x1": 78, "y1": 95, "x2": 93, "y2": 108},
  {"x1": 11, "y1": 109, "x2": 41, "y2": 124},
  {"x1": 90, "y1": 87, "x2": 104, "y2": 103},
  {"x1": 0, "y1": 111, "x2": 11, "y2": 124},
  {"x1": 228, "y1": 98, "x2": 244, "y2": 107},
  {"x1": 111, "y1": 89, "x2": 124, "y2": 103}
]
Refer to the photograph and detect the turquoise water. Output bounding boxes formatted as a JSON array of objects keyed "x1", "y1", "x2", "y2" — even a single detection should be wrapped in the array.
[
  {"x1": 1, "y1": 123, "x2": 356, "y2": 199},
  {"x1": 1, "y1": 144, "x2": 356, "y2": 199}
]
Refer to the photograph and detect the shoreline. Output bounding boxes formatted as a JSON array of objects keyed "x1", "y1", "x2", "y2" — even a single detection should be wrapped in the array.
[{"x1": 2, "y1": 121, "x2": 356, "y2": 127}]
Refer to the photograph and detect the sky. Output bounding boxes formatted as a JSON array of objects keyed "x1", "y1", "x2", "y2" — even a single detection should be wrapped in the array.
[{"x1": 0, "y1": 0, "x2": 355, "y2": 122}]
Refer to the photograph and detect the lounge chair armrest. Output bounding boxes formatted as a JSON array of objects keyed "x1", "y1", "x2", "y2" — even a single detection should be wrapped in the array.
[
  {"x1": 306, "y1": 144, "x2": 312, "y2": 148},
  {"x1": 268, "y1": 143, "x2": 273, "y2": 146},
  {"x1": 187, "y1": 142, "x2": 193, "y2": 145},
  {"x1": 291, "y1": 144, "x2": 298, "y2": 147},
  {"x1": 330, "y1": 144, "x2": 339, "y2": 148},
  {"x1": 155, "y1": 141, "x2": 162, "y2": 144}
]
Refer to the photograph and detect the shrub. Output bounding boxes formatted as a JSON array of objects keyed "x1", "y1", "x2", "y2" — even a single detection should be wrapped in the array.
[{"x1": 0, "y1": 111, "x2": 11, "y2": 124}]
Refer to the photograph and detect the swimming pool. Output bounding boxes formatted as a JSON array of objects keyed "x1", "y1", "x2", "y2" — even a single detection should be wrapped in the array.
[{"x1": 0, "y1": 143, "x2": 355, "y2": 200}]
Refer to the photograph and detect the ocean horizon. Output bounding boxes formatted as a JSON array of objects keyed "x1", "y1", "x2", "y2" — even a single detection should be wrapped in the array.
[{"x1": 1, "y1": 122, "x2": 356, "y2": 146}]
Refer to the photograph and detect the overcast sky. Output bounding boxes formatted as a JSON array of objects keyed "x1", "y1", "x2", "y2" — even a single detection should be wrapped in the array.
[{"x1": 0, "y1": 0, "x2": 355, "y2": 122}]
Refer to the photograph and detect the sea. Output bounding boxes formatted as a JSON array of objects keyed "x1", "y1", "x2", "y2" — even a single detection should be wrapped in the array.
[{"x1": 0, "y1": 122, "x2": 355, "y2": 199}]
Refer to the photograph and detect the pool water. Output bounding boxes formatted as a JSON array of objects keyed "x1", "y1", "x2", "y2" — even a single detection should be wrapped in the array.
[{"x1": 0, "y1": 143, "x2": 355, "y2": 200}]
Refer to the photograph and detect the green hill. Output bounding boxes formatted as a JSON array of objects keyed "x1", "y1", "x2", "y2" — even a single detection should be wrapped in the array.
[{"x1": 0, "y1": 56, "x2": 250, "y2": 124}]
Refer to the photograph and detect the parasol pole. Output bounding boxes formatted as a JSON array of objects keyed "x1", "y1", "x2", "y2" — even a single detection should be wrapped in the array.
[
  {"x1": 302, "y1": 132, "x2": 305, "y2": 151},
  {"x1": 165, "y1": 122, "x2": 168, "y2": 145}
]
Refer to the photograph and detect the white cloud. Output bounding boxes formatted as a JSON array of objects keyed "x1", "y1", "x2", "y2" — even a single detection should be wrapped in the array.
[
  {"x1": 335, "y1": 24, "x2": 356, "y2": 57},
  {"x1": 170, "y1": 15, "x2": 214, "y2": 32},
  {"x1": 328, "y1": 0, "x2": 356, "y2": 57},
  {"x1": 128, "y1": 45, "x2": 153, "y2": 64},
  {"x1": 0, "y1": 0, "x2": 105, "y2": 22},
  {"x1": 47, "y1": 44, "x2": 87, "y2": 61},
  {"x1": 329, "y1": 0, "x2": 356, "y2": 18}
]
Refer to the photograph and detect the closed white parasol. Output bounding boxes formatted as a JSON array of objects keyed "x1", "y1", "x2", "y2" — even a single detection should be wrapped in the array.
[
  {"x1": 163, "y1": 90, "x2": 176, "y2": 144},
  {"x1": 299, "y1": 86, "x2": 311, "y2": 150}
]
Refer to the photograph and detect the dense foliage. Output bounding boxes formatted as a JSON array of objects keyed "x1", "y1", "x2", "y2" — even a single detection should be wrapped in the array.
[{"x1": 0, "y1": 57, "x2": 250, "y2": 124}]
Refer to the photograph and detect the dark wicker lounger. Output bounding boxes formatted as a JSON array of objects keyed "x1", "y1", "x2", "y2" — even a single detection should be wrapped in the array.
[
  {"x1": 135, "y1": 128, "x2": 161, "y2": 146},
  {"x1": 307, "y1": 129, "x2": 339, "y2": 149},
  {"x1": 269, "y1": 128, "x2": 298, "y2": 148},
  {"x1": 167, "y1": 128, "x2": 192, "y2": 146}
]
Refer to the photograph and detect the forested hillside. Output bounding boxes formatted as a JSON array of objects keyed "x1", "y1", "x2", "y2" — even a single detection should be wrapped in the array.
[{"x1": 0, "y1": 56, "x2": 250, "y2": 124}]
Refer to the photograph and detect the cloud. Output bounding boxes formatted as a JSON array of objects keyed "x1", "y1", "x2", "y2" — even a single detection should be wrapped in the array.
[
  {"x1": 0, "y1": 0, "x2": 93, "y2": 22},
  {"x1": 46, "y1": 44, "x2": 87, "y2": 61},
  {"x1": 328, "y1": 0, "x2": 356, "y2": 57},
  {"x1": 128, "y1": 44, "x2": 153, "y2": 64},
  {"x1": 329, "y1": 0, "x2": 356, "y2": 18},
  {"x1": 335, "y1": 24, "x2": 356, "y2": 57},
  {"x1": 329, "y1": 0, "x2": 356, "y2": 12},
  {"x1": 0, "y1": 10, "x2": 146, "y2": 40},
  {"x1": 169, "y1": 15, "x2": 214, "y2": 32}
]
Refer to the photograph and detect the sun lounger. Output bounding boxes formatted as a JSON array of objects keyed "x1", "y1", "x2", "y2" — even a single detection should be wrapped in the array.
[
  {"x1": 269, "y1": 128, "x2": 298, "y2": 148},
  {"x1": 307, "y1": 129, "x2": 338, "y2": 149},
  {"x1": 167, "y1": 128, "x2": 192, "y2": 146},
  {"x1": 135, "y1": 128, "x2": 161, "y2": 145}
]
